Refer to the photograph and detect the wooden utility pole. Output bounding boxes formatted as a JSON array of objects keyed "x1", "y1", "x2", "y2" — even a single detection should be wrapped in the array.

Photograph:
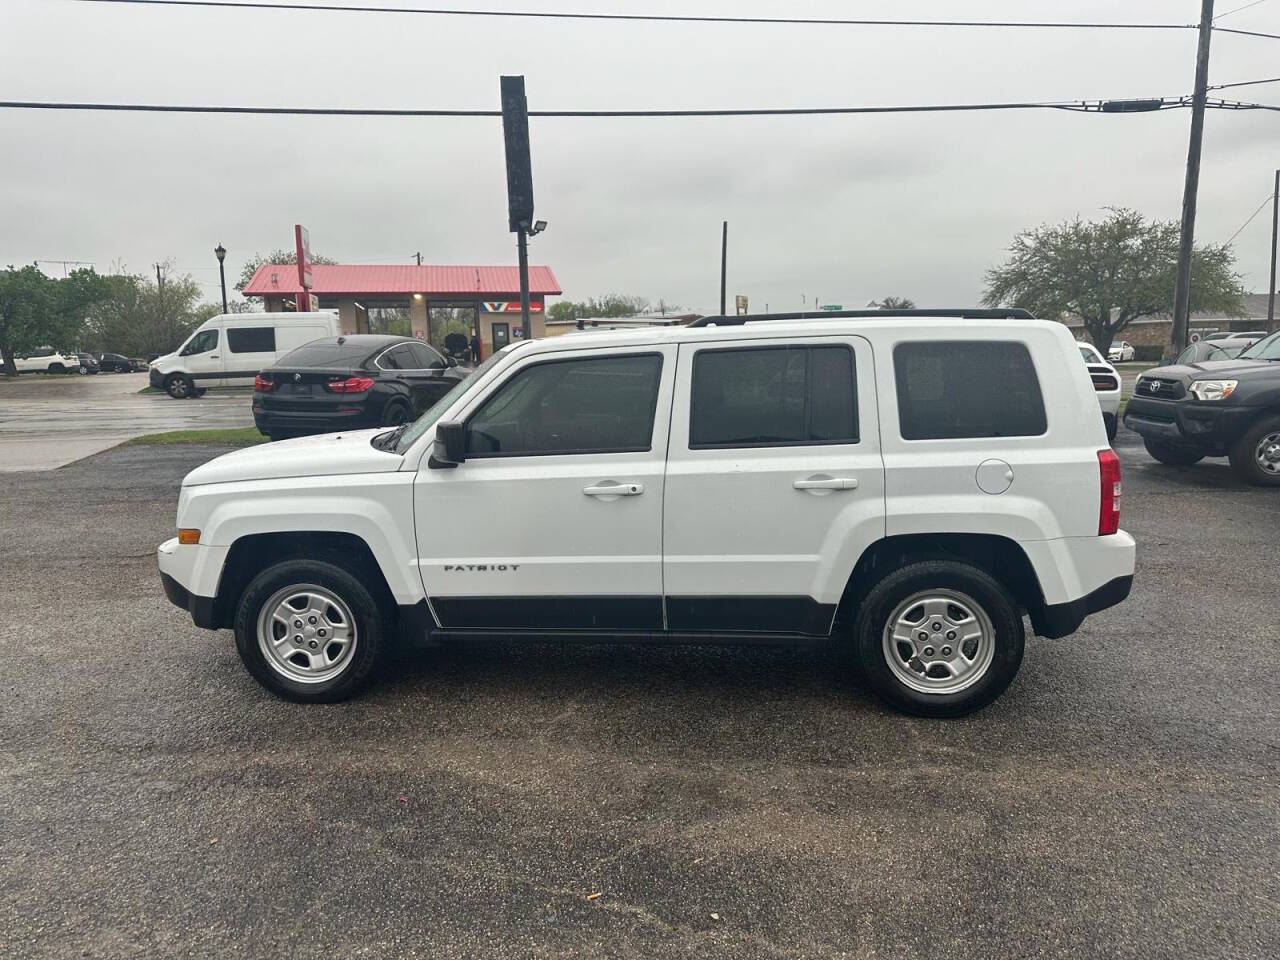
[
  {"x1": 1268, "y1": 168, "x2": 1278, "y2": 333},
  {"x1": 1170, "y1": 0, "x2": 1215, "y2": 355}
]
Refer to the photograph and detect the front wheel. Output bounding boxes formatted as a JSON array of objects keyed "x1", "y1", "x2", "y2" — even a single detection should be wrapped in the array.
[
  {"x1": 234, "y1": 558, "x2": 388, "y2": 702},
  {"x1": 1143, "y1": 437, "x2": 1204, "y2": 466},
  {"x1": 851, "y1": 561, "x2": 1025, "y2": 717},
  {"x1": 1228, "y1": 416, "x2": 1280, "y2": 486},
  {"x1": 165, "y1": 374, "x2": 194, "y2": 399}
]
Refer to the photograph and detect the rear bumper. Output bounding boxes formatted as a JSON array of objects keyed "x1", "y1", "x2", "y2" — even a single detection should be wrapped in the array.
[
  {"x1": 1124, "y1": 397, "x2": 1260, "y2": 450},
  {"x1": 252, "y1": 395, "x2": 383, "y2": 437},
  {"x1": 1031, "y1": 574, "x2": 1133, "y2": 640}
]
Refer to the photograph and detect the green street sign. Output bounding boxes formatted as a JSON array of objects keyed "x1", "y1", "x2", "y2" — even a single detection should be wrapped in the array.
[{"x1": 819, "y1": 304, "x2": 843, "y2": 311}]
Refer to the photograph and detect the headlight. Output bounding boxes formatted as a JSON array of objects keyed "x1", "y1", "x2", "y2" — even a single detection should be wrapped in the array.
[{"x1": 1188, "y1": 379, "x2": 1238, "y2": 401}]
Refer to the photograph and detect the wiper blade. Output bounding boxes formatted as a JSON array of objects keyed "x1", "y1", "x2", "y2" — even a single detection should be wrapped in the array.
[{"x1": 372, "y1": 423, "x2": 409, "y2": 451}]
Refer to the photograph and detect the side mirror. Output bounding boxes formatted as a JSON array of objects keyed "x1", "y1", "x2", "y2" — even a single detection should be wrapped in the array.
[{"x1": 429, "y1": 420, "x2": 466, "y2": 469}]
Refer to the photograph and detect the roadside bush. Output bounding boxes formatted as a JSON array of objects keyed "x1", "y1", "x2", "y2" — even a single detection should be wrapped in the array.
[{"x1": 1133, "y1": 345, "x2": 1164, "y2": 362}]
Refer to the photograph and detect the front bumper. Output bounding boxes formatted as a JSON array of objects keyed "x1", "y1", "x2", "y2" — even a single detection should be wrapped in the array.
[
  {"x1": 149, "y1": 367, "x2": 164, "y2": 389},
  {"x1": 157, "y1": 537, "x2": 227, "y2": 630},
  {"x1": 1123, "y1": 397, "x2": 1261, "y2": 450}
]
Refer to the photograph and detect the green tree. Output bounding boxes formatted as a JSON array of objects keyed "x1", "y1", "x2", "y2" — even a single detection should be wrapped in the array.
[
  {"x1": 237, "y1": 248, "x2": 337, "y2": 292},
  {"x1": 982, "y1": 208, "x2": 1245, "y2": 355},
  {"x1": 870, "y1": 296, "x2": 916, "y2": 310},
  {"x1": 0, "y1": 266, "x2": 54, "y2": 376},
  {"x1": 547, "y1": 295, "x2": 653, "y2": 324}
]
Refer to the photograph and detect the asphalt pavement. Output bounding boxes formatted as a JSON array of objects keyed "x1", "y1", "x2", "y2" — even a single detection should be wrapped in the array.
[
  {"x1": 0, "y1": 373, "x2": 253, "y2": 471},
  {"x1": 1, "y1": 425, "x2": 1276, "y2": 959}
]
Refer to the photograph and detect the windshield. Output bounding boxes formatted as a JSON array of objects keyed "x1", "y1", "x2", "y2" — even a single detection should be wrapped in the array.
[
  {"x1": 393, "y1": 346, "x2": 511, "y2": 454},
  {"x1": 1237, "y1": 330, "x2": 1280, "y2": 361}
]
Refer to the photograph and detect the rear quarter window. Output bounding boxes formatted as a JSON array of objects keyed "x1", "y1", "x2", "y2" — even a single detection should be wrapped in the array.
[
  {"x1": 227, "y1": 327, "x2": 276, "y2": 353},
  {"x1": 894, "y1": 341, "x2": 1047, "y2": 440}
]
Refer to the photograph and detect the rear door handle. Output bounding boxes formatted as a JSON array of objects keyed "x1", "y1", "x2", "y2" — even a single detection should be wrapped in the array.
[
  {"x1": 793, "y1": 476, "x2": 858, "y2": 491},
  {"x1": 584, "y1": 481, "x2": 644, "y2": 498}
]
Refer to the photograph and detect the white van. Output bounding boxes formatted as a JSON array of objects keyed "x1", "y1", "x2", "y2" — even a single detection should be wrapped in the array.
[{"x1": 149, "y1": 312, "x2": 339, "y2": 399}]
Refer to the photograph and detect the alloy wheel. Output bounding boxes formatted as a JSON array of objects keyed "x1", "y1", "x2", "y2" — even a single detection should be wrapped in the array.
[
  {"x1": 256, "y1": 583, "x2": 358, "y2": 684},
  {"x1": 882, "y1": 589, "x2": 996, "y2": 695}
]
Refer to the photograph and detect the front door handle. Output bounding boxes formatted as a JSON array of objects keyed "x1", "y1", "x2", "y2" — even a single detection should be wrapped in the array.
[
  {"x1": 584, "y1": 481, "x2": 644, "y2": 498},
  {"x1": 793, "y1": 476, "x2": 858, "y2": 491}
]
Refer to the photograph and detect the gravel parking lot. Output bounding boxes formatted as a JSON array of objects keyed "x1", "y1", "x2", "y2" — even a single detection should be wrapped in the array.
[{"x1": 2, "y1": 425, "x2": 1277, "y2": 959}]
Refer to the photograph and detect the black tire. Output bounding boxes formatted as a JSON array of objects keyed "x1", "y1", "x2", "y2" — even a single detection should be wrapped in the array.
[
  {"x1": 165, "y1": 374, "x2": 194, "y2": 399},
  {"x1": 48, "y1": 363, "x2": 64, "y2": 374},
  {"x1": 233, "y1": 558, "x2": 388, "y2": 703},
  {"x1": 1227, "y1": 416, "x2": 1280, "y2": 487},
  {"x1": 1143, "y1": 437, "x2": 1204, "y2": 466},
  {"x1": 380, "y1": 400, "x2": 409, "y2": 427},
  {"x1": 193, "y1": 388, "x2": 207, "y2": 398},
  {"x1": 850, "y1": 560, "x2": 1025, "y2": 718},
  {"x1": 1103, "y1": 413, "x2": 1117, "y2": 445}
]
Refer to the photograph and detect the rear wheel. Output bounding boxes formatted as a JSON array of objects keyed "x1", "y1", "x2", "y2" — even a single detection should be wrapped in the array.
[
  {"x1": 380, "y1": 400, "x2": 409, "y2": 427},
  {"x1": 1143, "y1": 437, "x2": 1204, "y2": 466},
  {"x1": 234, "y1": 558, "x2": 388, "y2": 702},
  {"x1": 48, "y1": 363, "x2": 65, "y2": 374},
  {"x1": 1228, "y1": 416, "x2": 1280, "y2": 486},
  {"x1": 851, "y1": 560, "x2": 1025, "y2": 717}
]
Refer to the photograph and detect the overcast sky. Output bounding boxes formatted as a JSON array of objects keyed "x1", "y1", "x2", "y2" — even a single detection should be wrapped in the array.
[{"x1": 1, "y1": 0, "x2": 1278, "y2": 314}]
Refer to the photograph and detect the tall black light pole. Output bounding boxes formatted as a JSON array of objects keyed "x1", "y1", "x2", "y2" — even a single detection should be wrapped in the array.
[
  {"x1": 719, "y1": 221, "x2": 728, "y2": 316},
  {"x1": 214, "y1": 243, "x2": 228, "y2": 314},
  {"x1": 1268, "y1": 168, "x2": 1278, "y2": 333},
  {"x1": 1170, "y1": 0, "x2": 1215, "y2": 355}
]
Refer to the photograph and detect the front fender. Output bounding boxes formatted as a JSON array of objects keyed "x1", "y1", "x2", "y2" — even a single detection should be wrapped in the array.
[{"x1": 183, "y1": 473, "x2": 423, "y2": 604}]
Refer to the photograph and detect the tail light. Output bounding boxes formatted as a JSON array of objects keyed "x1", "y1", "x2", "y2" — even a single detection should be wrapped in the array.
[
  {"x1": 325, "y1": 376, "x2": 375, "y2": 394},
  {"x1": 1097, "y1": 449, "x2": 1121, "y2": 535},
  {"x1": 1090, "y1": 373, "x2": 1119, "y2": 391},
  {"x1": 253, "y1": 374, "x2": 274, "y2": 392}
]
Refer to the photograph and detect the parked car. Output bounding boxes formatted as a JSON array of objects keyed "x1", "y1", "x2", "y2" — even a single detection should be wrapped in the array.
[
  {"x1": 97, "y1": 352, "x2": 135, "y2": 373},
  {"x1": 1124, "y1": 328, "x2": 1280, "y2": 485},
  {"x1": 1205, "y1": 330, "x2": 1267, "y2": 341},
  {"x1": 149, "y1": 311, "x2": 341, "y2": 399},
  {"x1": 252, "y1": 335, "x2": 466, "y2": 441},
  {"x1": 14, "y1": 347, "x2": 82, "y2": 374},
  {"x1": 1107, "y1": 340, "x2": 1135, "y2": 362},
  {"x1": 75, "y1": 353, "x2": 99, "y2": 374},
  {"x1": 1172, "y1": 339, "x2": 1256, "y2": 365},
  {"x1": 159, "y1": 309, "x2": 1135, "y2": 716},
  {"x1": 1077, "y1": 343, "x2": 1121, "y2": 443}
]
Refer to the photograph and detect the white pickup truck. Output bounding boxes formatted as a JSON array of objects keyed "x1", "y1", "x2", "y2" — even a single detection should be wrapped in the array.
[
  {"x1": 15, "y1": 348, "x2": 83, "y2": 373},
  {"x1": 158, "y1": 310, "x2": 1136, "y2": 717}
]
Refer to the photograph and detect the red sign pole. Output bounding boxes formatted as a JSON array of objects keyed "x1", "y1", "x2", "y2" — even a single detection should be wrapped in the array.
[{"x1": 294, "y1": 224, "x2": 313, "y2": 312}]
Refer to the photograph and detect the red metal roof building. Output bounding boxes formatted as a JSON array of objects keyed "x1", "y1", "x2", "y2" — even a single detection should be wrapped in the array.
[{"x1": 242, "y1": 262, "x2": 562, "y2": 355}]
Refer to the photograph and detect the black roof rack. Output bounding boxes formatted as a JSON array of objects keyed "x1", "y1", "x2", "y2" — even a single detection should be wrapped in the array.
[{"x1": 687, "y1": 308, "x2": 1035, "y2": 327}]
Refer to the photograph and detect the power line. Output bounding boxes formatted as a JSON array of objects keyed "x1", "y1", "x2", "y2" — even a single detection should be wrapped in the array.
[
  {"x1": 1214, "y1": 0, "x2": 1270, "y2": 21},
  {"x1": 1210, "y1": 75, "x2": 1280, "y2": 89},
  {"x1": 1213, "y1": 25, "x2": 1280, "y2": 38},
  {"x1": 1, "y1": 96, "x2": 1275, "y2": 119},
  {"x1": 72, "y1": 0, "x2": 1198, "y2": 31},
  {"x1": 1226, "y1": 193, "x2": 1277, "y2": 244},
  {"x1": 0, "y1": 98, "x2": 1179, "y2": 118}
]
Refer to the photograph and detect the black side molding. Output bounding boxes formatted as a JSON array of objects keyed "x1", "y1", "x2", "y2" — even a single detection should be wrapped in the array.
[
  {"x1": 160, "y1": 572, "x2": 218, "y2": 630},
  {"x1": 1031, "y1": 574, "x2": 1133, "y2": 639}
]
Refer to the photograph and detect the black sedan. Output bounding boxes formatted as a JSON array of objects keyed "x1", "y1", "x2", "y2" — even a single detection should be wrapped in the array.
[
  {"x1": 253, "y1": 334, "x2": 466, "y2": 441},
  {"x1": 97, "y1": 352, "x2": 135, "y2": 373}
]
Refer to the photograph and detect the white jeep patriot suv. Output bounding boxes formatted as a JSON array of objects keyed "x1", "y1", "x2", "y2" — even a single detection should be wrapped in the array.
[{"x1": 158, "y1": 309, "x2": 1135, "y2": 717}]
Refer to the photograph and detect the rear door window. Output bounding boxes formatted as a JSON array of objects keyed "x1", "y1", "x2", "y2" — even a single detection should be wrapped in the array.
[
  {"x1": 689, "y1": 345, "x2": 857, "y2": 448},
  {"x1": 894, "y1": 341, "x2": 1047, "y2": 440},
  {"x1": 227, "y1": 327, "x2": 275, "y2": 354}
]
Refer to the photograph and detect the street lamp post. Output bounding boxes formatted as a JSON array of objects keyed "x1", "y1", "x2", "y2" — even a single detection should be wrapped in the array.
[{"x1": 214, "y1": 243, "x2": 228, "y2": 314}]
